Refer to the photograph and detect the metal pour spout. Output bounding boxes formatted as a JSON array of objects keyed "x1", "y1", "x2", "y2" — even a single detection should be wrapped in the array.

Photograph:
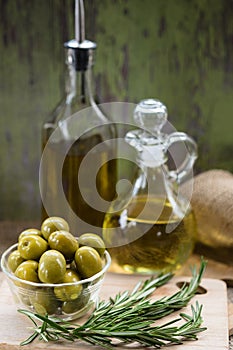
[
  {"x1": 64, "y1": 0, "x2": 96, "y2": 71},
  {"x1": 75, "y1": 0, "x2": 85, "y2": 43}
]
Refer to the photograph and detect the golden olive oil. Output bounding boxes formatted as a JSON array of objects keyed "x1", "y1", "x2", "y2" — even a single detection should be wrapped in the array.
[
  {"x1": 41, "y1": 135, "x2": 116, "y2": 233},
  {"x1": 103, "y1": 195, "x2": 196, "y2": 274}
]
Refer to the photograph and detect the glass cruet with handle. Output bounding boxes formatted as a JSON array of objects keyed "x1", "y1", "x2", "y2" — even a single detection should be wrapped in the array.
[{"x1": 103, "y1": 98, "x2": 198, "y2": 274}]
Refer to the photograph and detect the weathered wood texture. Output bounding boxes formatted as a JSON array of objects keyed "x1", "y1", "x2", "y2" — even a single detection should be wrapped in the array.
[{"x1": 0, "y1": 0, "x2": 232, "y2": 220}]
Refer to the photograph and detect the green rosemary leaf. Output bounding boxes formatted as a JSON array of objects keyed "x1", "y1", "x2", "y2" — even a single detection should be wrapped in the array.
[
  {"x1": 39, "y1": 331, "x2": 49, "y2": 343},
  {"x1": 25, "y1": 312, "x2": 71, "y2": 333},
  {"x1": 44, "y1": 330, "x2": 60, "y2": 341},
  {"x1": 20, "y1": 331, "x2": 39, "y2": 346}
]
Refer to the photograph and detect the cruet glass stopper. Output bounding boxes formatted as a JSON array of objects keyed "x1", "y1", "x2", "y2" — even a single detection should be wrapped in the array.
[{"x1": 134, "y1": 98, "x2": 168, "y2": 134}]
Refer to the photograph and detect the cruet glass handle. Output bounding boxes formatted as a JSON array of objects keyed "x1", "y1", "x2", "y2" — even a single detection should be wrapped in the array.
[{"x1": 165, "y1": 132, "x2": 198, "y2": 183}]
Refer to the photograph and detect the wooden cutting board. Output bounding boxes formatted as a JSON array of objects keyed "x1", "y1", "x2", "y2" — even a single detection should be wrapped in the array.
[{"x1": 0, "y1": 271, "x2": 229, "y2": 350}]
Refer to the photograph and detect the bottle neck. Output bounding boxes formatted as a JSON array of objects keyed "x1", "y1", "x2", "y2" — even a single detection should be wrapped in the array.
[
  {"x1": 65, "y1": 59, "x2": 95, "y2": 108},
  {"x1": 138, "y1": 144, "x2": 167, "y2": 168},
  {"x1": 135, "y1": 146, "x2": 170, "y2": 197}
]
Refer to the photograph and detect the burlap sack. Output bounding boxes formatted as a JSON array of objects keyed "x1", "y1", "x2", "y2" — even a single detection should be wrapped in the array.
[{"x1": 190, "y1": 169, "x2": 233, "y2": 263}]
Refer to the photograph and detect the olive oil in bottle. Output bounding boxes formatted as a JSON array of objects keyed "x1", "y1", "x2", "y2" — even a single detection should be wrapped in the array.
[
  {"x1": 41, "y1": 135, "x2": 116, "y2": 233},
  {"x1": 103, "y1": 195, "x2": 195, "y2": 274}
]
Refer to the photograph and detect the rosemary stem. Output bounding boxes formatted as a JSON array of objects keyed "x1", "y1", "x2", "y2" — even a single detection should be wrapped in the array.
[{"x1": 19, "y1": 259, "x2": 207, "y2": 348}]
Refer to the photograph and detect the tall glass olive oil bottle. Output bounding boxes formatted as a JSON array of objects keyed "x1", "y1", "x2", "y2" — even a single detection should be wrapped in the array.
[{"x1": 40, "y1": 1, "x2": 117, "y2": 234}]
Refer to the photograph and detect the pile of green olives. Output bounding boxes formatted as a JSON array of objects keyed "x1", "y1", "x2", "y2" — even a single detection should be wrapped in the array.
[{"x1": 7, "y1": 216, "x2": 106, "y2": 316}]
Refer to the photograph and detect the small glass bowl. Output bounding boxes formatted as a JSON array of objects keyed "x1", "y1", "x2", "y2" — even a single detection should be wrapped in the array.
[{"x1": 1, "y1": 243, "x2": 111, "y2": 321}]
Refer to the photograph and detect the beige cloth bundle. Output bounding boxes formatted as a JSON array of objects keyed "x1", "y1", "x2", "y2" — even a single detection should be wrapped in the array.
[{"x1": 190, "y1": 169, "x2": 233, "y2": 263}]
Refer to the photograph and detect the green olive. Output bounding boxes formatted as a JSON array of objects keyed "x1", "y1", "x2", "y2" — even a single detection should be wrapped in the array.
[
  {"x1": 41, "y1": 217, "x2": 69, "y2": 240},
  {"x1": 54, "y1": 269, "x2": 82, "y2": 301},
  {"x1": 62, "y1": 289, "x2": 90, "y2": 314},
  {"x1": 38, "y1": 250, "x2": 66, "y2": 283},
  {"x1": 75, "y1": 246, "x2": 103, "y2": 279},
  {"x1": 30, "y1": 288, "x2": 61, "y2": 315},
  {"x1": 18, "y1": 235, "x2": 48, "y2": 260},
  {"x1": 15, "y1": 260, "x2": 40, "y2": 283},
  {"x1": 7, "y1": 250, "x2": 24, "y2": 272},
  {"x1": 78, "y1": 233, "x2": 105, "y2": 256},
  {"x1": 48, "y1": 230, "x2": 79, "y2": 260},
  {"x1": 18, "y1": 228, "x2": 42, "y2": 241}
]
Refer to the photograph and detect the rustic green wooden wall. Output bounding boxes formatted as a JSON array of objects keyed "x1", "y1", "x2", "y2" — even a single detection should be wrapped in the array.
[{"x1": 0, "y1": 0, "x2": 232, "y2": 220}]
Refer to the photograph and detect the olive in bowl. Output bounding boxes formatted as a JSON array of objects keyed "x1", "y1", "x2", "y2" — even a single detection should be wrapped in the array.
[{"x1": 1, "y1": 243, "x2": 111, "y2": 321}]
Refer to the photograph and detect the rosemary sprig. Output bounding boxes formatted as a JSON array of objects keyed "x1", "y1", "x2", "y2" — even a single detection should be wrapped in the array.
[{"x1": 19, "y1": 259, "x2": 207, "y2": 348}]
